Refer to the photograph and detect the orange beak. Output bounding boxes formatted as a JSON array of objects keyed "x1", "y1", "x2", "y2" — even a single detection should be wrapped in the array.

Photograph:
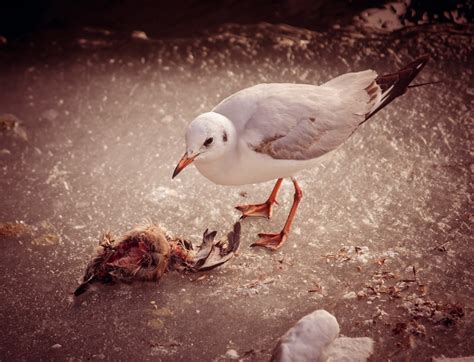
[{"x1": 172, "y1": 153, "x2": 198, "y2": 179}]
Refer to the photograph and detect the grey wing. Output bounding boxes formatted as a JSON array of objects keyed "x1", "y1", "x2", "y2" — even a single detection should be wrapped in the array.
[
  {"x1": 255, "y1": 116, "x2": 356, "y2": 160},
  {"x1": 244, "y1": 71, "x2": 381, "y2": 161}
]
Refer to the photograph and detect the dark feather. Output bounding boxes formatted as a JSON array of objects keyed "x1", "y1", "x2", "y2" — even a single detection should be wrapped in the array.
[
  {"x1": 74, "y1": 275, "x2": 98, "y2": 296},
  {"x1": 193, "y1": 229, "x2": 217, "y2": 268},
  {"x1": 197, "y1": 222, "x2": 241, "y2": 271},
  {"x1": 362, "y1": 54, "x2": 431, "y2": 124},
  {"x1": 226, "y1": 222, "x2": 241, "y2": 254}
]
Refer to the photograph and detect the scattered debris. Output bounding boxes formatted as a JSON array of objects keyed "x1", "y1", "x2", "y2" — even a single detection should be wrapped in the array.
[
  {"x1": 324, "y1": 247, "x2": 352, "y2": 263},
  {"x1": 355, "y1": 263, "x2": 463, "y2": 330},
  {"x1": 323, "y1": 245, "x2": 370, "y2": 264},
  {"x1": 371, "y1": 306, "x2": 388, "y2": 321},
  {"x1": 74, "y1": 222, "x2": 240, "y2": 296},
  {"x1": 392, "y1": 319, "x2": 426, "y2": 337},
  {"x1": 238, "y1": 276, "x2": 275, "y2": 296},
  {"x1": 350, "y1": 260, "x2": 465, "y2": 351},
  {"x1": 244, "y1": 276, "x2": 275, "y2": 289},
  {"x1": 356, "y1": 265, "x2": 419, "y2": 300},
  {"x1": 402, "y1": 294, "x2": 464, "y2": 327}
]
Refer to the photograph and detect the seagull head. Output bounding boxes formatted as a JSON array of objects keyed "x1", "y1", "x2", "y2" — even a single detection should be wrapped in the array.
[{"x1": 172, "y1": 112, "x2": 235, "y2": 178}]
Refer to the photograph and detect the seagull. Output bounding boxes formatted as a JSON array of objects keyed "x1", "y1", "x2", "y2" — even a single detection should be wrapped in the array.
[{"x1": 173, "y1": 55, "x2": 431, "y2": 250}]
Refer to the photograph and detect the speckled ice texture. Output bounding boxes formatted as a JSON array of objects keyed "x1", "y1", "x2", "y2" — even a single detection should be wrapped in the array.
[{"x1": 0, "y1": 20, "x2": 472, "y2": 361}]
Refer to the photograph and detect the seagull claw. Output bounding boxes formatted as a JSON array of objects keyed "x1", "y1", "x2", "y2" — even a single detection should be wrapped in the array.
[
  {"x1": 235, "y1": 201, "x2": 275, "y2": 219},
  {"x1": 251, "y1": 231, "x2": 287, "y2": 250}
]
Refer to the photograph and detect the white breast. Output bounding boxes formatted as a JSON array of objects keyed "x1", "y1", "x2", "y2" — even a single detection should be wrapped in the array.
[{"x1": 194, "y1": 140, "x2": 322, "y2": 186}]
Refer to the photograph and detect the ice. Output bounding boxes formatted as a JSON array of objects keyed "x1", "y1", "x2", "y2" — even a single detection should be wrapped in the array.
[{"x1": 0, "y1": 16, "x2": 472, "y2": 362}]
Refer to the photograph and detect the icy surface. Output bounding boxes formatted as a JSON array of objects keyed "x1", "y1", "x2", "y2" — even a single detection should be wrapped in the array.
[{"x1": 0, "y1": 21, "x2": 473, "y2": 361}]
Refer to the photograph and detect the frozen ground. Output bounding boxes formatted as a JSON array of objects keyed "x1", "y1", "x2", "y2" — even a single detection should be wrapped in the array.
[{"x1": 0, "y1": 20, "x2": 473, "y2": 361}]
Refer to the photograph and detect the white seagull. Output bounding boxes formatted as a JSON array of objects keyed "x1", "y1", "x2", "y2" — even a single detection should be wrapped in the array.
[{"x1": 173, "y1": 55, "x2": 431, "y2": 250}]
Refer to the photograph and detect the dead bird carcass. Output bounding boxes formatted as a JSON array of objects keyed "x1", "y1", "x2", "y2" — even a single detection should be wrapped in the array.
[{"x1": 74, "y1": 222, "x2": 240, "y2": 296}]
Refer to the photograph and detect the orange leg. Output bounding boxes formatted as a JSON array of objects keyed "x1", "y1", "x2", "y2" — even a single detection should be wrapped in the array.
[
  {"x1": 251, "y1": 178, "x2": 302, "y2": 250},
  {"x1": 235, "y1": 178, "x2": 283, "y2": 219}
]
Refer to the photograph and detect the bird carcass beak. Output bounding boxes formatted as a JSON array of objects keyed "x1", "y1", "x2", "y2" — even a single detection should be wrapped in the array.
[{"x1": 172, "y1": 153, "x2": 198, "y2": 179}]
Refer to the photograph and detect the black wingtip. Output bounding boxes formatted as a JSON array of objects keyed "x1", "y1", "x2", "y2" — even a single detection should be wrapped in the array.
[
  {"x1": 411, "y1": 53, "x2": 430, "y2": 66},
  {"x1": 384, "y1": 54, "x2": 431, "y2": 93},
  {"x1": 408, "y1": 80, "x2": 442, "y2": 89},
  {"x1": 362, "y1": 54, "x2": 432, "y2": 123},
  {"x1": 401, "y1": 54, "x2": 430, "y2": 78}
]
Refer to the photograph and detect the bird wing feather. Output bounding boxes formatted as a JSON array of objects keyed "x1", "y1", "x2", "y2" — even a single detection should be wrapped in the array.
[{"x1": 219, "y1": 70, "x2": 380, "y2": 161}]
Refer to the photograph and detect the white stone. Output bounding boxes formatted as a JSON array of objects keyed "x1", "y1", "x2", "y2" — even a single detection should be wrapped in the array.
[
  {"x1": 272, "y1": 310, "x2": 374, "y2": 362},
  {"x1": 225, "y1": 349, "x2": 239, "y2": 359}
]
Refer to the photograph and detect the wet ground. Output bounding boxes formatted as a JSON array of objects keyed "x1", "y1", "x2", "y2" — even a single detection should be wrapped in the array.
[{"x1": 0, "y1": 18, "x2": 473, "y2": 361}]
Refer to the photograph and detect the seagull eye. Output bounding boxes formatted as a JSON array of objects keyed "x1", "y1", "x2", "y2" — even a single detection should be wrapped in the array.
[{"x1": 204, "y1": 137, "x2": 213, "y2": 146}]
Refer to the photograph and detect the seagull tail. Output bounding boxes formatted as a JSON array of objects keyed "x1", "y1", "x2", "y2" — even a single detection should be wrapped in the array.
[{"x1": 361, "y1": 54, "x2": 431, "y2": 125}]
